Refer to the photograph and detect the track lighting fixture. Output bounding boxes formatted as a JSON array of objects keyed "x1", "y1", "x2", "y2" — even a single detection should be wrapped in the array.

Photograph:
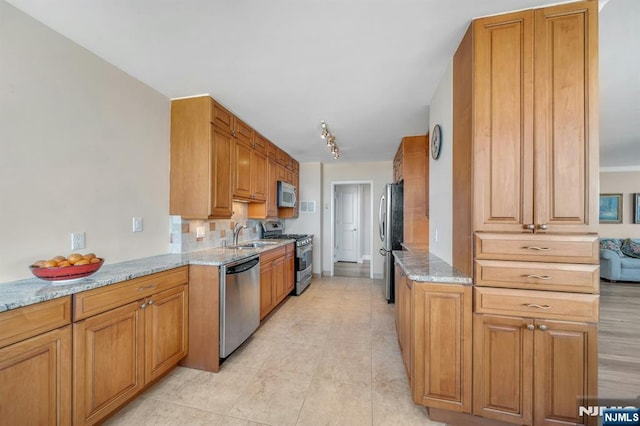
[{"x1": 320, "y1": 120, "x2": 340, "y2": 160}]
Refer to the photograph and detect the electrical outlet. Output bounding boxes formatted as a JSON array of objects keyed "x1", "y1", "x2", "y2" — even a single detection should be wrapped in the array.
[
  {"x1": 71, "y1": 232, "x2": 86, "y2": 250},
  {"x1": 132, "y1": 217, "x2": 143, "y2": 232},
  {"x1": 196, "y1": 226, "x2": 205, "y2": 238}
]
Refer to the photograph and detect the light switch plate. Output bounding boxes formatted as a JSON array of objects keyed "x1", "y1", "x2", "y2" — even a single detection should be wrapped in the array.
[{"x1": 133, "y1": 217, "x2": 143, "y2": 232}]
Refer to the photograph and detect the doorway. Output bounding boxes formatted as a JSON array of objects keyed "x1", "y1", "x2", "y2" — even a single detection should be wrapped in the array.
[{"x1": 331, "y1": 181, "x2": 373, "y2": 278}]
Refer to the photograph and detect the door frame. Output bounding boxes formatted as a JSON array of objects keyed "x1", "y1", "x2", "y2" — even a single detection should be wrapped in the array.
[{"x1": 330, "y1": 180, "x2": 374, "y2": 278}]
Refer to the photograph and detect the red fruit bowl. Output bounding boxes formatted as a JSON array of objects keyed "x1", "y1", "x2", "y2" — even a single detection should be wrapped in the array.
[{"x1": 30, "y1": 259, "x2": 104, "y2": 282}]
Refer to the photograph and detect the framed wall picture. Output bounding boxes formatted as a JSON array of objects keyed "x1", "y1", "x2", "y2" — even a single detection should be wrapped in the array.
[
  {"x1": 599, "y1": 193, "x2": 623, "y2": 224},
  {"x1": 634, "y1": 193, "x2": 640, "y2": 224}
]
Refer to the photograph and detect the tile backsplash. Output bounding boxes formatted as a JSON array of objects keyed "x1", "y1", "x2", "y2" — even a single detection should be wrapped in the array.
[{"x1": 170, "y1": 202, "x2": 262, "y2": 253}]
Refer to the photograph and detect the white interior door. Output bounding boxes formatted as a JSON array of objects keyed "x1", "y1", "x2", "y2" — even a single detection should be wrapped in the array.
[{"x1": 335, "y1": 184, "x2": 359, "y2": 262}]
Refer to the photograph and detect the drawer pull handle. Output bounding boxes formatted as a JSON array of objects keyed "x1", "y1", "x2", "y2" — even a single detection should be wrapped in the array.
[
  {"x1": 525, "y1": 274, "x2": 552, "y2": 280},
  {"x1": 523, "y1": 246, "x2": 551, "y2": 251},
  {"x1": 138, "y1": 285, "x2": 157, "y2": 292},
  {"x1": 523, "y1": 303, "x2": 552, "y2": 309}
]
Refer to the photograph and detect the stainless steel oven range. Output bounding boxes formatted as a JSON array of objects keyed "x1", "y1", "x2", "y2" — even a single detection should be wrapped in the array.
[{"x1": 262, "y1": 221, "x2": 313, "y2": 295}]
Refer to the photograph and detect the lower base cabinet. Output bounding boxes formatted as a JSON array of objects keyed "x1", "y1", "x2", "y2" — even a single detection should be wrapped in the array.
[
  {"x1": 260, "y1": 244, "x2": 294, "y2": 319},
  {"x1": 473, "y1": 314, "x2": 597, "y2": 426},
  {"x1": 412, "y1": 282, "x2": 472, "y2": 413},
  {"x1": 73, "y1": 268, "x2": 189, "y2": 425},
  {"x1": 0, "y1": 325, "x2": 72, "y2": 425},
  {"x1": 394, "y1": 263, "x2": 472, "y2": 414}
]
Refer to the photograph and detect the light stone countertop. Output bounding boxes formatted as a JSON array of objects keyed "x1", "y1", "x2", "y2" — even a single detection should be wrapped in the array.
[
  {"x1": 0, "y1": 239, "x2": 294, "y2": 313},
  {"x1": 392, "y1": 250, "x2": 472, "y2": 285}
]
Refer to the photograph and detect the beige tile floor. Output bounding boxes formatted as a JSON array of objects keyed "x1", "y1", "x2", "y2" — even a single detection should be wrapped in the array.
[{"x1": 106, "y1": 276, "x2": 445, "y2": 426}]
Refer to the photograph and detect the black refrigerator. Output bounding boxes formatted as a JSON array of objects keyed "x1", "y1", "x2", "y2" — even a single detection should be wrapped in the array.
[{"x1": 378, "y1": 182, "x2": 403, "y2": 303}]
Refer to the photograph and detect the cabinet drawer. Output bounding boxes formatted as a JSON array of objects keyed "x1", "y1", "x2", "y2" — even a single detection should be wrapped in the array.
[
  {"x1": 0, "y1": 297, "x2": 71, "y2": 348},
  {"x1": 474, "y1": 287, "x2": 598, "y2": 323},
  {"x1": 261, "y1": 246, "x2": 286, "y2": 264},
  {"x1": 475, "y1": 260, "x2": 599, "y2": 293},
  {"x1": 211, "y1": 100, "x2": 233, "y2": 133},
  {"x1": 475, "y1": 233, "x2": 598, "y2": 264},
  {"x1": 74, "y1": 267, "x2": 189, "y2": 320}
]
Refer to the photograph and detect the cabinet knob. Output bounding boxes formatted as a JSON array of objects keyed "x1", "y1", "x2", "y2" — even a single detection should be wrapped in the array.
[
  {"x1": 524, "y1": 224, "x2": 535, "y2": 231},
  {"x1": 538, "y1": 224, "x2": 548, "y2": 231},
  {"x1": 539, "y1": 324, "x2": 548, "y2": 331},
  {"x1": 140, "y1": 303, "x2": 146, "y2": 309},
  {"x1": 526, "y1": 324, "x2": 535, "y2": 331},
  {"x1": 148, "y1": 299, "x2": 154, "y2": 305}
]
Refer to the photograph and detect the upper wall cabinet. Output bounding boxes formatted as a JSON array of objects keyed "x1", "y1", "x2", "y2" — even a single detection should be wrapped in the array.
[
  {"x1": 470, "y1": 2, "x2": 598, "y2": 234},
  {"x1": 170, "y1": 97, "x2": 233, "y2": 219},
  {"x1": 171, "y1": 96, "x2": 299, "y2": 219}
]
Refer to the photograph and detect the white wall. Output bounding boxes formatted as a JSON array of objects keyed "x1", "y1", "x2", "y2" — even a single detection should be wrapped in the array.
[
  {"x1": 286, "y1": 162, "x2": 323, "y2": 274},
  {"x1": 599, "y1": 171, "x2": 640, "y2": 238},
  {"x1": 428, "y1": 60, "x2": 454, "y2": 263},
  {"x1": 322, "y1": 162, "x2": 392, "y2": 278},
  {"x1": 0, "y1": 2, "x2": 170, "y2": 281}
]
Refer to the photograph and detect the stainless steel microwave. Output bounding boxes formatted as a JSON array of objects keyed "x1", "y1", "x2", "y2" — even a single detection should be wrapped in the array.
[{"x1": 277, "y1": 181, "x2": 297, "y2": 208}]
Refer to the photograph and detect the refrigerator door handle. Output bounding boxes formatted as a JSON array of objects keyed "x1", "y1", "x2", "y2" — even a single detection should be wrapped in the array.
[{"x1": 378, "y1": 193, "x2": 386, "y2": 242}]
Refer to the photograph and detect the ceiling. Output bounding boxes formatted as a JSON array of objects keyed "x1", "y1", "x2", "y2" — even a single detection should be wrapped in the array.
[{"x1": 5, "y1": 0, "x2": 639, "y2": 166}]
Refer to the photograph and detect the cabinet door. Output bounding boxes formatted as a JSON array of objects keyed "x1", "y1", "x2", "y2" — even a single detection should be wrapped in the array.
[
  {"x1": 267, "y1": 159, "x2": 279, "y2": 218},
  {"x1": 272, "y1": 256, "x2": 286, "y2": 305},
  {"x1": 394, "y1": 265, "x2": 402, "y2": 335},
  {"x1": 233, "y1": 139, "x2": 253, "y2": 200},
  {"x1": 413, "y1": 283, "x2": 472, "y2": 413},
  {"x1": 473, "y1": 314, "x2": 533, "y2": 425},
  {"x1": 73, "y1": 301, "x2": 144, "y2": 425},
  {"x1": 211, "y1": 125, "x2": 234, "y2": 218},
  {"x1": 260, "y1": 263, "x2": 274, "y2": 320},
  {"x1": 145, "y1": 285, "x2": 189, "y2": 384},
  {"x1": 285, "y1": 247, "x2": 295, "y2": 294},
  {"x1": 251, "y1": 150, "x2": 267, "y2": 201},
  {"x1": 534, "y1": 320, "x2": 597, "y2": 426},
  {"x1": 533, "y1": 2, "x2": 598, "y2": 233},
  {"x1": 399, "y1": 274, "x2": 411, "y2": 380},
  {"x1": 473, "y1": 11, "x2": 535, "y2": 232},
  {"x1": 0, "y1": 325, "x2": 71, "y2": 426}
]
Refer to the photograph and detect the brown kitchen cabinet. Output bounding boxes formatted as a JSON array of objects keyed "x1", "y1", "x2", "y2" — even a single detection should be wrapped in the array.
[
  {"x1": 394, "y1": 135, "x2": 429, "y2": 246},
  {"x1": 73, "y1": 268, "x2": 189, "y2": 425},
  {"x1": 473, "y1": 314, "x2": 597, "y2": 426},
  {"x1": 171, "y1": 96, "x2": 234, "y2": 219},
  {"x1": 260, "y1": 244, "x2": 293, "y2": 319},
  {"x1": 285, "y1": 243, "x2": 295, "y2": 295},
  {"x1": 233, "y1": 133, "x2": 268, "y2": 202},
  {"x1": 459, "y1": 2, "x2": 598, "y2": 236},
  {"x1": 394, "y1": 265, "x2": 412, "y2": 380},
  {"x1": 0, "y1": 297, "x2": 72, "y2": 426},
  {"x1": 248, "y1": 156, "x2": 279, "y2": 219},
  {"x1": 393, "y1": 263, "x2": 472, "y2": 414}
]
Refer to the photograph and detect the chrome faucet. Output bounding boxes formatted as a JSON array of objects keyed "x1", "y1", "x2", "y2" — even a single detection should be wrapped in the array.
[{"x1": 233, "y1": 223, "x2": 248, "y2": 245}]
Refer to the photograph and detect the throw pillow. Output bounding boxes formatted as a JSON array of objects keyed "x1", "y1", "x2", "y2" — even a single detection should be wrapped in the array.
[
  {"x1": 621, "y1": 238, "x2": 640, "y2": 259},
  {"x1": 600, "y1": 239, "x2": 624, "y2": 258}
]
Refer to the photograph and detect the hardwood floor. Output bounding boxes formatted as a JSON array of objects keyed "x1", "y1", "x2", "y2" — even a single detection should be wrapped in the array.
[
  {"x1": 598, "y1": 280, "x2": 640, "y2": 399},
  {"x1": 334, "y1": 261, "x2": 370, "y2": 278}
]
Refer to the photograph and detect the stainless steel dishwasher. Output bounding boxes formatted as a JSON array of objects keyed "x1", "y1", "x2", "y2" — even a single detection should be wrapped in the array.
[{"x1": 219, "y1": 254, "x2": 261, "y2": 358}]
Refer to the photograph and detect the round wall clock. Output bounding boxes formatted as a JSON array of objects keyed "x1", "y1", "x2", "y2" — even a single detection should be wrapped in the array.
[{"x1": 431, "y1": 124, "x2": 442, "y2": 160}]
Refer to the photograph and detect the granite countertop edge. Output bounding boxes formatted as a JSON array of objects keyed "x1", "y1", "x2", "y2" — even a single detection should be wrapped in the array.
[
  {"x1": 392, "y1": 250, "x2": 472, "y2": 285},
  {"x1": 0, "y1": 239, "x2": 295, "y2": 313}
]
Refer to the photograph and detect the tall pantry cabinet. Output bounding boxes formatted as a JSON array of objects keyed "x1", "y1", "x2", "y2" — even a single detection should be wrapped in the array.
[{"x1": 451, "y1": 2, "x2": 599, "y2": 425}]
